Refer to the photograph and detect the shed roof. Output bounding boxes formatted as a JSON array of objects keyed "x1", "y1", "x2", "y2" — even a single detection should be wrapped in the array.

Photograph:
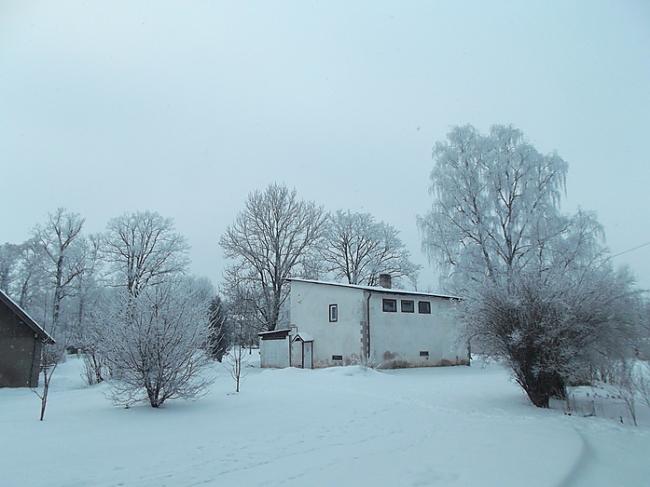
[
  {"x1": 0, "y1": 290, "x2": 55, "y2": 343},
  {"x1": 258, "y1": 328, "x2": 291, "y2": 339},
  {"x1": 288, "y1": 278, "x2": 461, "y2": 300}
]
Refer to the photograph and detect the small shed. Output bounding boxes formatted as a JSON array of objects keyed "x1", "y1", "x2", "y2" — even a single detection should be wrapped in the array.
[
  {"x1": 258, "y1": 328, "x2": 291, "y2": 368},
  {"x1": 0, "y1": 290, "x2": 55, "y2": 387}
]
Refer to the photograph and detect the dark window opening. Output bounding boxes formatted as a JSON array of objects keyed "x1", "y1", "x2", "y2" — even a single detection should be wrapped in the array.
[
  {"x1": 401, "y1": 300, "x2": 415, "y2": 313},
  {"x1": 329, "y1": 304, "x2": 338, "y2": 322},
  {"x1": 382, "y1": 299, "x2": 397, "y2": 312},
  {"x1": 418, "y1": 301, "x2": 431, "y2": 314},
  {"x1": 332, "y1": 355, "x2": 343, "y2": 361},
  {"x1": 420, "y1": 351, "x2": 429, "y2": 357}
]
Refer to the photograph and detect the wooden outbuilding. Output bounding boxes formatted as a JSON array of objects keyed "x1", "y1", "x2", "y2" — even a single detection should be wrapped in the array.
[{"x1": 0, "y1": 290, "x2": 55, "y2": 387}]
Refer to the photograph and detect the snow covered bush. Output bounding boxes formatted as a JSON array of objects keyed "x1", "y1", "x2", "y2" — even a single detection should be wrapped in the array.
[
  {"x1": 464, "y1": 267, "x2": 637, "y2": 407},
  {"x1": 102, "y1": 278, "x2": 213, "y2": 408}
]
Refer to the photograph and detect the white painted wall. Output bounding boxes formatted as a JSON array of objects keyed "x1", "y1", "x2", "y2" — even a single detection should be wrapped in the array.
[
  {"x1": 288, "y1": 279, "x2": 469, "y2": 369},
  {"x1": 260, "y1": 337, "x2": 290, "y2": 368},
  {"x1": 289, "y1": 280, "x2": 365, "y2": 367},
  {"x1": 368, "y1": 292, "x2": 468, "y2": 367}
]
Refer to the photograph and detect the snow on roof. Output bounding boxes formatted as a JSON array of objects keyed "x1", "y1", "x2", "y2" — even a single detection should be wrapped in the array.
[
  {"x1": 292, "y1": 332, "x2": 314, "y2": 342},
  {"x1": 258, "y1": 328, "x2": 291, "y2": 338},
  {"x1": 287, "y1": 278, "x2": 461, "y2": 300},
  {"x1": 0, "y1": 290, "x2": 55, "y2": 343}
]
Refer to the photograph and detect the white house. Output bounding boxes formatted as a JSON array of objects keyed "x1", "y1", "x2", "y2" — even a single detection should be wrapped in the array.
[{"x1": 259, "y1": 275, "x2": 469, "y2": 369}]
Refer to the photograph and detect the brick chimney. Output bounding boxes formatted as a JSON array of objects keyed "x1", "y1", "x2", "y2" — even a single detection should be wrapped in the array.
[{"x1": 378, "y1": 273, "x2": 392, "y2": 289}]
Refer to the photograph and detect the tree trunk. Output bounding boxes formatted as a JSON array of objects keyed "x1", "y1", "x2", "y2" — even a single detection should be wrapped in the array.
[
  {"x1": 518, "y1": 370, "x2": 565, "y2": 408},
  {"x1": 39, "y1": 369, "x2": 50, "y2": 421}
]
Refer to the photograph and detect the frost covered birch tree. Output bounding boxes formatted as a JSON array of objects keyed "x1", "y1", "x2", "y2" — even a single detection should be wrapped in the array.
[
  {"x1": 220, "y1": 184, "x2": 326, "y2": 331},
  {"x1": 321, "y1": 210, "x2": 419, "y2": 286},
  {"x1": 418, "y1": 125, "x2": 568, "y2": 287},
  {"x1": 419, "y1": 125, "x2": 639, "y2": 407}
]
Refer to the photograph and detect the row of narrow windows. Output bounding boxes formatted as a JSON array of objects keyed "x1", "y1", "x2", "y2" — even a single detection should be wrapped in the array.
[
  {"x1": 328, "y1": 299, "x2": 432, "y2": 322},
  {"x1": 382, "y1": 299, "x2": 431, "y2": 314}
]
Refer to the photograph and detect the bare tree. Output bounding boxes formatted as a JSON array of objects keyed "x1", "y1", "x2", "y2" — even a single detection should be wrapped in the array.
[
  {"x1": 220, "y1": 184, "x2": 326, "y2": 330},
  {"x1": 321, "y1": 210, "x2": 419, "y2": 286},
  {"x1": 635, "y1": 362, "x2": 650, "y2": 410},
  {"x1": 14, "y1": 239, "x2": 49, "y2": 309},
  {"x1": 103, "y1": 211, "x2": 189, "y2": 298},
  {"x1": 226, "y1": 318, "x2": 250, "y2": 393},
  {"x1": 77, "y1": 287, "x2": 113, "y2": 385},
  {"x1": 611, "y1": 358, "x2": 638, "y2": 426},
  {"x1": 227, "y1": 342, "x2": 245, "y2": 393},
  {"x1": 102, "y1": 277, "x2": 213, "y2": 408},
  {"x1": 33, "y1": 208, "x2": 86, "y2": 335},
  {"x1": 33, "y1": 341, "x2": 65, "y2": 421},
  {"x1": 70, "y1": 234, "x2": 104, "y2": 344},
  {"x1": 222, "y1": 261, "x2": 268, "y2": 341},
  {"x1": 0, "y1": 242, "x2": 22, "y2": 293}
]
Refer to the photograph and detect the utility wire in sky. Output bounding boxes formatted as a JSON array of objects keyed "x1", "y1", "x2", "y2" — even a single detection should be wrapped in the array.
[{"x1": 610, "y1": 241, "x2": 650, "y2": 259}]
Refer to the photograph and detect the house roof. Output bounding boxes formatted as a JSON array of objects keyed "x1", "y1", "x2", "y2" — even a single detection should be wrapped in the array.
[
  {"x1": 287, "y1": 278, "x2": 462, "y2": 300},
  {"x1": 0, "y1": 290, "x2": 55, "y2": 344}
]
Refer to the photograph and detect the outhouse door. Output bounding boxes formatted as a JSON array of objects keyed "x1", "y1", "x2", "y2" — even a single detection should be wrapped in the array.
[
  {"x1": 290, "y1": 338, "x2": 303, "y2": 368},
  {"x1": 303, "y1": 342, "x2": 313, "y2": 369}
]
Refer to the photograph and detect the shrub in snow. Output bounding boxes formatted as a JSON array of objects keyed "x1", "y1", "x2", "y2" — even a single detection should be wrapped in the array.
[
  {"x1": 464, "y1": 267, "x2": 638, "y2": 408},
  {"x1": 102, "y1": 279, "x2": 213, "y2": 408}
]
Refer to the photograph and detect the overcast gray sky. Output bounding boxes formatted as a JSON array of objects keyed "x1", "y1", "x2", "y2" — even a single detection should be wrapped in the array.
[{"x1": 2, "y1": 0, "x2": 649, "y2": 290}]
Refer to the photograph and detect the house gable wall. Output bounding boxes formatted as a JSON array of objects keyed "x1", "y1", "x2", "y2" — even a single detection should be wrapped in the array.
[{"x1": 289, "y1": 281, "x2": 364, "y2": 367}]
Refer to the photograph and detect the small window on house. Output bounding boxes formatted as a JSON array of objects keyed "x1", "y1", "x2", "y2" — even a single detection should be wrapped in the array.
[
  {"x1": 329, "y1": 304, "x2": 338, "y2": 322},
  {"x1": 382, "y1": 298, "x2": 397, "y2": 312},
  {"x1": 418, "y1": 301, "x2": 431, "y2": 314},
  {"x1": 401, "y1": 300, "x2": 415, "y2": 313},
  {"x1": 420, "y1": 351, "x2": 429, "y2": 357},
  {"x1": 332, "y1": 355, "x2": 343, "y2": 361}
]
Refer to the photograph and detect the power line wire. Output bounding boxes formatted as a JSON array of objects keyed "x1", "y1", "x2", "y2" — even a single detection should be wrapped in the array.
[{"x1": 610, "y1": 241, "x2": 650, "y2": 259}]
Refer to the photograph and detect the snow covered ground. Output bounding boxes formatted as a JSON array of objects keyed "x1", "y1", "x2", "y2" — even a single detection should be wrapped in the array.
[{"x1": 2, "y1": 354, "x2": 649, "y2": 487}]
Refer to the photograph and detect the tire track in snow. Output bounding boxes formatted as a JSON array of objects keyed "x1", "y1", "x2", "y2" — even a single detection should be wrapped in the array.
[{"x1": 556, "y1": 426, "x2": 593, "y2": 487}]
